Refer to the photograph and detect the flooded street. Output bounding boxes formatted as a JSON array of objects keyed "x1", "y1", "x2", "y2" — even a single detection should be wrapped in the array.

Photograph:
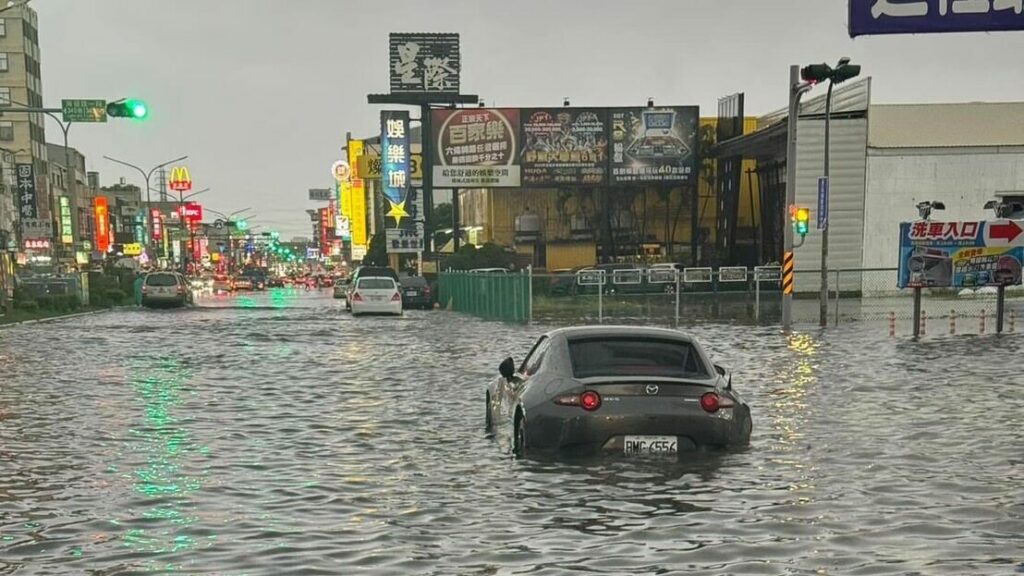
[{"x1": 1, "y1": 289, "x2": 1022, "y2": 575}]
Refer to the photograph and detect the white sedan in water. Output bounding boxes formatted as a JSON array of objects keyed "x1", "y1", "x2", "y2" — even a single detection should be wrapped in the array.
[{"x1": 349, "y1": 277, "x2": 403, "y2": 316}]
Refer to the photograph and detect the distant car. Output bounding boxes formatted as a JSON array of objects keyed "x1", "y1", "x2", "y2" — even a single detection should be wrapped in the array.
[
  {"x1": 399, "y1": 276, "x2": 433, "y2": 309},
  {"x1": 547, "y1": 268, "x2": 581, "y2": 296},
  {"x1": 333, "y1": 283, "x2": 347, "y2": 299},
  {"x1": 486, "y1": 326, "x2": 752, "y2": 457},
  {"x1": 346, "y1": 266, "x2": 400, "y2": 310},
  {"x1": 212, "y1": 274, "x2": 233, "y2": 294},
  {"x1": 349, "y1": 276, "x2": 402, "y2": 317},
  {"x1": 232, "y1": 276, "x2": 254, "y2": 291},
  {"x1": 141, "y1": 271, "x2": 192, "y2": 308}
]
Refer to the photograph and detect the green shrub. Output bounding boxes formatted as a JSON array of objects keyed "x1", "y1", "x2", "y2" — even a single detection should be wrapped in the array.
[
  {"x1": 16, "y1": 299, "x2": 38, "y2": 311},
  {"x1": 104, "y1": 289, "x2": 127, "y2": 305},
  {"x1": 36, "y1": 295, "x2": 54, "y2": 310}
]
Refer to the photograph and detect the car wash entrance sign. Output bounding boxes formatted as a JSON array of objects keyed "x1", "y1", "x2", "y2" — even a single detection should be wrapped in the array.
[
  {"x1": 850, "y1": 0, "x2": 1024, "y2": 37},
  {"x1": 898, "y1": 220, "x2": 1024, "y2": 288}
]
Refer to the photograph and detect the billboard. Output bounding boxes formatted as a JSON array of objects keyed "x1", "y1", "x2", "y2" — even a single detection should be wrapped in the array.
[
  {"x1": 850, "y1": 0, "x2": 1024, "y2": 37},
  {"x1": 389, "y1": 33, "x2": 460, "y2": 94},
  {"x1": 898, "y1": 220, "x2": 1024, "y2": 289},
  {"x1": 609, "y1": 107, "x2": 699, "y2": 184},
  {"x1": 381, "y1": 111, "x2": 412, "y2": 226},
  {"x1": 59, "y1": 196, "x2": 73, "y2": 244},
  {"x1": 431, "y1": 108, "x2": 520, "y2": 187},
  {"x1": 520, "y1": 108, "x2": 608, "y2": 186},
  {"x1": 16, "y1": 163, "x2": 37, "y2": 219},
  {"x1": 386, "y1": 189, "x2": 426, "y2": 254},
  {"x1": 348, "y1": 140, "x2": 368, "y2": 247},
  {"x1": 94, "y1": 197, "x2": 111, "y2": 253}
]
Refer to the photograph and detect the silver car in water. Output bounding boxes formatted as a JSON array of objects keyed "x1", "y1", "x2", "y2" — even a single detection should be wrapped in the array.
[{"x1": 486, "y1": 326, "x2": 752, "y2": 458}]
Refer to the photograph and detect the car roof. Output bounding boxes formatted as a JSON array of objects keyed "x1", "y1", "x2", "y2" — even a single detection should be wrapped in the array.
[{"x1": 543, "y1": 325, "x2": 696, "y2": 344}]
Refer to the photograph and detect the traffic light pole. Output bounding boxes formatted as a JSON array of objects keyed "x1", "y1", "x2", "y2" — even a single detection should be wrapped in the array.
[
  {"x1": 784, "y1": 65, "x2": 813, "y2": 331},
  {"x1": 819, "y1": 80, "x2": 834, "y2": 327}
]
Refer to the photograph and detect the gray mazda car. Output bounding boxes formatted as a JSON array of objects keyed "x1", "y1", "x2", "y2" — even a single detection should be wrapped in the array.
[{"x1": 486, "y1": 326, "x2": 752, "y2": 458}]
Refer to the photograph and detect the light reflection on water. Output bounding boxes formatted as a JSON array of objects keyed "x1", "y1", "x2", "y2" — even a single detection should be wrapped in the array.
[{"x1": 0, "y1": 291, "x2": 1021, "y2": 575}]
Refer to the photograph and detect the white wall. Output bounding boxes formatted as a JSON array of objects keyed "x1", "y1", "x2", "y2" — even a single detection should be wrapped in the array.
[
  {"x1": 792, "y1": 117, "x2": 869, "y2": 293},
  {"x1": 863, "y1": 147, "x2": 1024, "y2": 269}
]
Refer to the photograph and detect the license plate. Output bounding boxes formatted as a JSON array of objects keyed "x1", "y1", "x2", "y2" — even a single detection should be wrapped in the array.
[
  {"x1": 370, "y1": 296, "x2": 384, "y2": 301},
  {"x1": 623, "y1": 435, "x2": 677, "y2": 456},
  {"x1": 405, "y1": 291, "x2": 417, "y2": 296}
]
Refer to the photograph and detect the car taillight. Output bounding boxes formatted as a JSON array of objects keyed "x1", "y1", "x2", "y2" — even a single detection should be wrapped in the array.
[
  {"x1": 391, "y1": 292, "x2": 401, "y2": 301},
  {"x1": 554, "y1": 391, "x2": 602, "y2": 411},
  {"x1": 352, "y1": 292, "x2": 363, "y2": 301},
  {"x1": 141, "y1": 286, "x2": 148, "y2": 294},
  {"x1": 176, "y1": 285, "x2": 184, "y2": 294},
  {"x1": 424, "y1": 286, "x2": 431, "y2": 294},
  {"x1": 700, "y1": 392, "x2": 735, "y2": 413},
  {"x1": 580, "y1": 391, "x2": 601, "y2": 411}
]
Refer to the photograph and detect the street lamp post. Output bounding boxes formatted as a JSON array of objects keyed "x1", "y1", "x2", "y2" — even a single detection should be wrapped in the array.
[
  {"x1": 177, "y1": 187, "x2": 208, "y2": 275},
  {"x1": 801, "y1": 58, "x2": 861, "y2": 327},
  {"x1": 103, "y1": 155, "x2": 188, "y2": 258}
]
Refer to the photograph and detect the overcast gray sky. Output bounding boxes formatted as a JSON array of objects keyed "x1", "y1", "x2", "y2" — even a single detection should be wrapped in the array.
[{"x1": 37, "y1": 0, "x2": 1024, "y2": 239}]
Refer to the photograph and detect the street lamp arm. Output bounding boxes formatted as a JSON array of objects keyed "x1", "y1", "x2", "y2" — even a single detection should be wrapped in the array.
[
  {"x1": 102, "y1": 155, "x2": 146, "y2": 182},
  {"x1": 146, "y1": 156, "x2": 189, "y2": 180}
]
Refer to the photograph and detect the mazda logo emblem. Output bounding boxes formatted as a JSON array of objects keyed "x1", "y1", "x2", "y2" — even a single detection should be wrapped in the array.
[{"x1": 645, "y1": 384, "x2": 659, "y2": 395}]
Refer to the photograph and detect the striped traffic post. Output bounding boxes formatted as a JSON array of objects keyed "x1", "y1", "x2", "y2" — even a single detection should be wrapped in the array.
[{"x1": 782, "y1": 251, "x2": 795, "y2": 296}]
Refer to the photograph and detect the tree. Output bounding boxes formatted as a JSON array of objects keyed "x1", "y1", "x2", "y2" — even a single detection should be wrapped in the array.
[
  {"x1": 430, "y1": 202, "x2": 454, "y2": 250},
  {"x1": 363, "y1": 231, "x2": 388, "y2": 266}
]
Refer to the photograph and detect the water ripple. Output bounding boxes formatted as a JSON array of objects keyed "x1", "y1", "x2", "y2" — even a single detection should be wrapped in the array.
[{"x1": 0, "y1": 290, "x2": 1021, "y2": 574}]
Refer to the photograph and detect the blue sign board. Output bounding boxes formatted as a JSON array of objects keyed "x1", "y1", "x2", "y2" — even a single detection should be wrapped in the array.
[
  {"x1": 817, "y1": 177, "x2": 829, "y2": 231},
  {"x1": 380, "y1": 110, "x2": 411, "y2": 227},
  {"x1": 897, "y1": 219, "x2": 1024, "y2": 288},
  {"x1": 850, "y1": 0, "x2": 1024, "y2": 37}
]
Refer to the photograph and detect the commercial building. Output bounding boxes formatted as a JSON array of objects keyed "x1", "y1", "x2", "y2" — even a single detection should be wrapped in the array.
[
  {"x1": 716, "y1": 78, "x2": 1024, "y2": 293},
  {"x1": 46, "y1": 143, "x2": 86, "y2": 261},
  {"x1": 0, "y1": 1, "x2": 48, "y2": 228}
]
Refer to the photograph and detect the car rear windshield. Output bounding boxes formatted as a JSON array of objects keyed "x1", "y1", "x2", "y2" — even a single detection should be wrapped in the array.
[
  {"x1": 145, "y1": 274, "x2": 178, "y2": 287},
  {"x1": 358, "y1": 278, "x2": 395, "y2": 290},
  {"x1": 401, "y1": 277, "x2": 428, "y2": 287},
  {"x1": 569, "y1": 337, "x2": 708, "y2": 379}
]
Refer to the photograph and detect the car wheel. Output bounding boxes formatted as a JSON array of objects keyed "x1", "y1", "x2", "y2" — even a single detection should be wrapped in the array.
[
  {"x1": 513, "y1": 411, "x2": 526, "y2": 456},
  {"x1": 485, "y1": 393, "x2": 493, "y2": 431}
]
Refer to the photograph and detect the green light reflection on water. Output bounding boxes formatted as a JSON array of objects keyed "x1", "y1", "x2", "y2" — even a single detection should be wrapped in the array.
[{"x1": 116, "y1": 355, "x2": 212, "y2": 571}]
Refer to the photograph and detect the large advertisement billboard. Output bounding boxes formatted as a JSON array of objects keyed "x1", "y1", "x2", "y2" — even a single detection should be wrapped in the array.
[
  {"x1": 898, "y1": 220, "x2": 1024, "y2": 288},
  {"x1": 520, "y1": 108, "x2": 608, "y2": 186},
  {"x1": 608, "y1": 106, "x2": 699, "y2": 185},
  {"x1": 849, "y1": 0, "x2": 1024, "y2": 37},
  {"x1": 431, "y1": 108, "x2": 520, "y2": 187}
]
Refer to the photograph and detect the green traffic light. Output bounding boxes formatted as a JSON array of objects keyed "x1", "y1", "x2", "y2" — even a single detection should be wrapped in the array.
[
  {"x1": 236, "y1": 219, "x2": 248, "y2": 230},
  {"x1": 796, "y1": 222, "x2": 809, "y2": 235},
  {"x1": 128, "y1": 99, "x2": 148, "y2": 119}
]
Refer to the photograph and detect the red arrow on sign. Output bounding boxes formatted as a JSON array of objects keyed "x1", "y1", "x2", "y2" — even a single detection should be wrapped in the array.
[{"x1": 989, "y1": 220, "x2": 1022, "y2": 242}]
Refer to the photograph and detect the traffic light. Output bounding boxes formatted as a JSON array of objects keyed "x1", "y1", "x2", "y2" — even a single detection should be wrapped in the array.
[
  {"x1": 792, "y1": 206, "x2": 810, "y2": 237},
  {"x1": 832, "y1": 63, "x2": 861, "y2": 84},
  {"x1": 236, "y1": 219, "x2": 248, "y2": 231},
  {"x1": 800, "y1": 64, "x2": 832, "y2": 84},
  {"x1": 107, "y1": 98, "x2": 149, "y2": 120}
]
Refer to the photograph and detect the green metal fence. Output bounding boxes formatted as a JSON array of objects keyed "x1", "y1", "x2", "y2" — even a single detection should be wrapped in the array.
[{"x1": 438, "y1": 271, "x2": 531, "y2": 323}]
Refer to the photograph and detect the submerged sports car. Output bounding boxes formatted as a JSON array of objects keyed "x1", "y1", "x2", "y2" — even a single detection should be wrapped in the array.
[{"x1": 486, "y1": 326, "x2": 752, "y2": 458}]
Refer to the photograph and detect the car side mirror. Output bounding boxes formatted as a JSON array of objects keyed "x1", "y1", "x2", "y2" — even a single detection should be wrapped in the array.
[{"x1": 499, "y1": 356, "x2": 515, "y2": 380}]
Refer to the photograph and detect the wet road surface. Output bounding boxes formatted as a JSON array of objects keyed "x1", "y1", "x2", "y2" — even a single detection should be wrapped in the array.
[{"x1": 1, "y1": 288, "x2": 1022, "y2": 574}]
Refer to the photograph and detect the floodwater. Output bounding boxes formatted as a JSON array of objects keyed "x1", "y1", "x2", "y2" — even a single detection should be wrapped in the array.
[{"x1": 1, "y1": 288, "x2": 1021, "y2": 575}]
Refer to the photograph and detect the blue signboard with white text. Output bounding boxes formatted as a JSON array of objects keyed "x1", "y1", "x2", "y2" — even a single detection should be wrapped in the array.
[
  {"x1": 380, "y1": 110, "x2": 411, "y2": 228},
  {"x1": 850, "y1": 0, "x2": 1024, "y2": 37},
  {"x1": 898, "y1": 219, "x2": 1024, "y2": 288}
]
